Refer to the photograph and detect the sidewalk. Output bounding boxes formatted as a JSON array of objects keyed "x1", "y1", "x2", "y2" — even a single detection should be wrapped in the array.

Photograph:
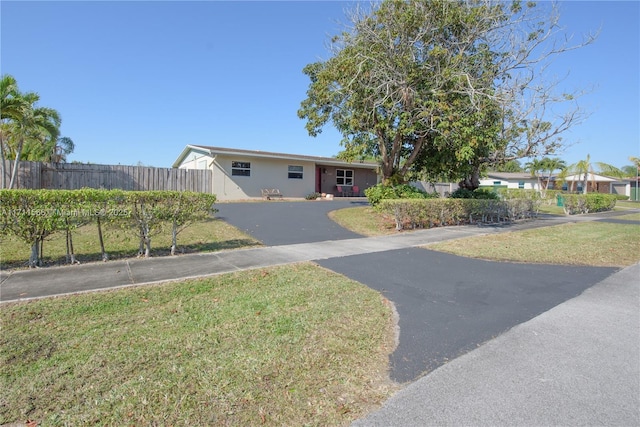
[
  {"x1": 0, "y1": 210, "x2": 636, "y2": 303},
  {"x1": 1, "y1": 223, "x2": 501, "y2": 302}
]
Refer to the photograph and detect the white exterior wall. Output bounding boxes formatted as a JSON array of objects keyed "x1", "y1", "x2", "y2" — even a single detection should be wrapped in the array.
[
  {"x1": 180, "y1": 151, "x2": 213, "y2": 170},
  {"x1": 210, "y1": 155, "x2": 315, "y2": 200},
  {"x1": 478, "y1": 178, "x2": 539, "y2": 190}
]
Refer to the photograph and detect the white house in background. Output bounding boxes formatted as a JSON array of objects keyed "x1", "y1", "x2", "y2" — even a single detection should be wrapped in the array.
[
  {"x1": 559, "y1": 173, "x2": 631, "y2": 197},
  {"x1": 172, "y1": 145, "x2": 379, "y2": 201},
  {"x1": 478, "y1": 172, "x2": 542, "y2": 190}
]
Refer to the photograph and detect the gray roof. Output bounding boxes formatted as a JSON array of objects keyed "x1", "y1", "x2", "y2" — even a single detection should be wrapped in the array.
[
  {"x1": 173, "y1": 144, "x2": 378, "y2": 169},
  {"x1": 485, "y1": 172, "x2": 537, "y2": 181}
]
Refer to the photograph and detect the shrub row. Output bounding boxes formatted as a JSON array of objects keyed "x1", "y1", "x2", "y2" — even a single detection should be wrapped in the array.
[
  {"x1": 0, "y1": 189, "x2": 217, "y2": 267},
  {"x1": 561, "y1": 193, "x2": 617, "y2": 215},
  {"x1": 364, "y1": 184, "x2": 438, "y2": 206},
  {"x1": 378, "y1": 198, "x2": 539, "y2": 230}
]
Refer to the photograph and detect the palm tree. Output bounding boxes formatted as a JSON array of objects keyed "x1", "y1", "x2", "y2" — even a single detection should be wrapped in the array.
[
  {"x1": 540, "y1": 157, "x2": 566, "y2": 193},
  {"x1": 5, "y1": 101, "x2": 61, "y2": 188},
  {"x1": 565, "y1": 154, "x2": 595, "y2": 194},
  {"x1": 524, "y1": 158, "x2": 545, "y2": 192},
  {"x1": 22, "y1": 136, "x2": 74, "y2": 162},
  {"x1": 595, "y1": 162, "x2": 627, "y2": 179},
  {"x1": 621, "y1": 165, "x2": 638, "y2": 177},
  {"x1": 50, "y1": 136, "x2": 75, "y2": 162},
  {"x1": 0, "y1": 75, "x2": 62, "y2": 188},
  {"x1": 0, "y1": 75, "x2": 24, "y2": 188}
]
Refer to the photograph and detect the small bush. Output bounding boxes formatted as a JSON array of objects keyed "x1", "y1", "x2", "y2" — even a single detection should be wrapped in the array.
[
  {"x1": 449, "y1": 187, "x2": 500, "y2": 200},
  {"x1": 378, "y1": 198, "x2": 537, "y2": 230},
  {"x1": 305, "y1": 192, "x2": 322, "y2": 200},
  {"x1": 562, "y1": 193, "x2": 617, "y2": 215},
  {"x1": 365, "y1": 184, "x2": 437, "y2": 207}
]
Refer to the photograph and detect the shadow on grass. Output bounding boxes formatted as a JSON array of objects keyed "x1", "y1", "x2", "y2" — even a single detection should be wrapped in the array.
[{"x1": 0, "y1": 239, "x2": 263, "y2": 271}]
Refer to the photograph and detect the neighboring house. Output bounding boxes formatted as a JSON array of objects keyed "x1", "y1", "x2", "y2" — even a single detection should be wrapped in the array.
[
  {"x1": 556, "y1": 173, "x2": 631, "y2": 197},
  {"x1": 479, "y1": 172, "x2": 541, "y2": 190},
  {"x1": 173, "y1": 145, "x2": 379, "y2": 201},
  {"x1": 411, "y1": 181, "x2": 460, "y2": 197}
]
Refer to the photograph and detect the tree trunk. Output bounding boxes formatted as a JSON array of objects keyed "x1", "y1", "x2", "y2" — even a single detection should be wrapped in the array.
[
  {"x1": 138, "y1": 230, "x2": 145, "y2": 257},
  {"x1": 96, "y1": 216, "x2": 108, "y2": 261},
  {"x1": 29, "y1": 239, "x2": 39, "y2": 268},
  {"x1": 145, "y1": 235, "x2": 151, "y2": 258},
  {"x1": 39, "y1": 236, "x2": 44, "y2": 267},
  {"x1": 138, "y1": 223, "x2": 151, "y2": 258},
  {"x1": 66, "y1": 225, "x2": 78, "y2": 264},
  {"x1": 0, "y1": 139, "x2": 6, "y2": 189},
  {"x1": 170, "y1": 221, "x2": 178, "y2": 256},
  {"x1": 8, "y1": 139, "x2": 24, "y2": 189},
  {"x1": 458, "y1": 167, "x2": 481, "y2": 191}
]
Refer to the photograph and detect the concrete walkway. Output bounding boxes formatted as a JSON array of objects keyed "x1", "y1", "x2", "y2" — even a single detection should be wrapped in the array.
[{"x1": 0, "y1": 224, "x2": 511, "y2": 302}]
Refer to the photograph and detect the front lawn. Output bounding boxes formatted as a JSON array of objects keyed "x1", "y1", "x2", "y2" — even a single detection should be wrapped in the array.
[
  {"x1": 1, "y1": 263, "x2": 397, "y2": 426},
  {"x1": 429, "y1": 221, "x2": 640, "y2": 267},
  {"x1": 331, "y1": 206, "x2": 640, "y2": 267}
]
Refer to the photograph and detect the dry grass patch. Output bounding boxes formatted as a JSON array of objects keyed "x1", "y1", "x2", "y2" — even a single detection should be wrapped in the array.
[
  {"x1": 429, "y1": 222, "x2": 640, "y2": 267},
  {"x1": 329, "y1": 206, "x2": 396, "y2": 236},
  {"x1": 1, "y1": 263, "x2": 397, "y2": 426}
]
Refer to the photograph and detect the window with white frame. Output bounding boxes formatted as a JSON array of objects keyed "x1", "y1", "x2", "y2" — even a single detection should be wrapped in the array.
[
  {"x1": 518, "y1": 181, "x2": 525, "y2": 189},
  {"x1": 288, "y1": 165, "x2": 303, "y2": 179},
  {"x1": 336, "y1": 169, "x2": 354, "y2": 186},
  {"x1": 231, "y1": 161, "x2": 251, "y2": 176}
]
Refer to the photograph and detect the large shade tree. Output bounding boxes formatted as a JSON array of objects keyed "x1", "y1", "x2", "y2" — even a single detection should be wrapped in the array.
[{"x1": 298, "y1": 0, "x2": 595, "y2": 188}]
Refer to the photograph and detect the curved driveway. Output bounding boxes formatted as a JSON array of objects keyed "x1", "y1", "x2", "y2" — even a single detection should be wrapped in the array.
[{"x1": 217, "y1": 201, "x2": 620, "y2": 383}]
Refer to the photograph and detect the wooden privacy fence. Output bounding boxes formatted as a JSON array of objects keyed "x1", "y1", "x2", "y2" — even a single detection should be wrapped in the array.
[{"x1": 1, "y1": 161, "x2": 213, "y2": 193}]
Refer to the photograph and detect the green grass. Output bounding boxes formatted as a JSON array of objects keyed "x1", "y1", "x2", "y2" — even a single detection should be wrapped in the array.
[
  {"x1": 616, "y1": 200, "x2": 640, "y2": 209},
  {"x1": 429, "y1": 222, "x2": 640, "y2": 267},
  {"x1": 1, "y1": 263, "x2": 397, "y2": 426},
  {"x1": 0, "y1": 217, "x2": 261, "y2": 270},
  {"x1": 329, "y1": 206, "x2": 397, "y2": 236},
  {"x1": 331, "y1": 206, "x2": 640, "y2": 267},
  {"x1": 537, "y1": 204, "x2": 566, "y2": 215},
  {"x1": 616, "y1": 213, "x2": 640, "y2": 221}
]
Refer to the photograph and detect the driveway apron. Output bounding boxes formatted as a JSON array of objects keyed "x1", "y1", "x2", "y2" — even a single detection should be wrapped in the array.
[
  {"x1": 219, "y1": 201, "x2": 620, "y2": 383},
  {"x1": 317, "y1": 249, "x2": 617, "y2": 383}
]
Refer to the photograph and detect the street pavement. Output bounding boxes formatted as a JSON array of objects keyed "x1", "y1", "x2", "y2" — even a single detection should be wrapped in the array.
[
  {"x1": 1, "y1": 200, "x2": 639, "y2": 425},
  {"x1": 353, "y1": 262, "x2": 640, "y2": 426}
]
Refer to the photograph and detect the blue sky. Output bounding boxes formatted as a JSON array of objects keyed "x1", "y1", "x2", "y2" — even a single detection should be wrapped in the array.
[{"x1": 1, "y1": 1, "x2": 638, "y2": 170}]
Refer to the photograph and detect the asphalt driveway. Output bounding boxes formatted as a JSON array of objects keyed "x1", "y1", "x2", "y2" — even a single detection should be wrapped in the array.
[
  {"x1": 318, "y1": 249, "x2": 617, "y2": 383},
  {"x1": 215, "y1": 200, "x2": 366, "y2": 245},
  {"x1": 218, "y1": 200, "x2": 620, "y2": 383}
]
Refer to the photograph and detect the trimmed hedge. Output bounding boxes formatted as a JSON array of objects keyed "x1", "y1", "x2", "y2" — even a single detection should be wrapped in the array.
[
  {"x1": 378, "y1": 198, "x2": 538, "y2": 231},
  {"x1": 0, "y1": 189, "x2": 217, "y2": 267},
  {"x1": 561, "y1": 193, "x2": 617, "y2": 215},
  {"x1": 364, "y1": 184, "x2": 438, "y2": 207}
]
